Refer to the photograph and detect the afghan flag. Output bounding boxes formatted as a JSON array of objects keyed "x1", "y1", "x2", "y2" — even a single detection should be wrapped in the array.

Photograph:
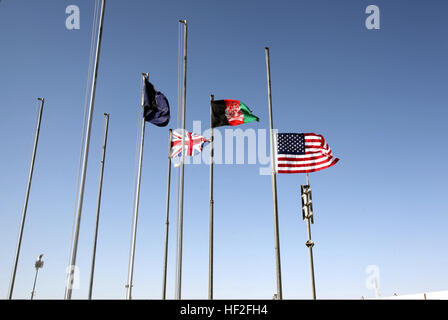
[{"x1": 211, "y1": 99, "x2": 259, "y2": 128}]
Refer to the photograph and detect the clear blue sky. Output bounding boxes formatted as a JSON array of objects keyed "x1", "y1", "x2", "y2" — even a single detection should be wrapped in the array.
[{"x1": 1, "y1": 0, "x2": 448, "y2": 299}]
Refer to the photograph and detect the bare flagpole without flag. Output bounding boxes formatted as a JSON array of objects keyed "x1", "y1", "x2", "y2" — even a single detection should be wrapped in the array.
[
  {"x1": 265, "y1": 47, "x2": 283, "y2": 300},
  {"x1": 8, "y1": 97, "x2": 45, "y2": 300},
  {"x1": 162, "y1": 129, "x2": 173, "y2": 299},
  {"x1": 176, "y1": 19, "x2": 188, "y2": 300},
  {"x1": 30, "y1": 254, "x2": 44, "y2": 300},
  {"x1": 126, "y1": 72, "x2": 149, "y2": 300},
  {"x1": 88, "y1": 113, "x2": 110, "y2": 300},
  {"x1": 208, "y1": 94, "x2": 215, "y2": 300},
  {"x1": 65, "y1": 0, "x2": 106, "y2": 300}
]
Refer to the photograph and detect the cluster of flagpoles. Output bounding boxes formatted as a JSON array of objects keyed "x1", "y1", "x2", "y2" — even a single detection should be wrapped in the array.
[
  {"x1": 7, "y1": 0, "x2": 334, "y2": 300},
  {"x1": 65, "y1": 0, "x2": 106, "y2": 300},
  {"x1": 127, "y1": 20, "x2": 189, "y2": 300}
]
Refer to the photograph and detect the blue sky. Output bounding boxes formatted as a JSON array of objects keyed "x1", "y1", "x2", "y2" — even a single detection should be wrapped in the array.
[{"x1": 1, "y1": 0, "x2": 448, "y2": 299}]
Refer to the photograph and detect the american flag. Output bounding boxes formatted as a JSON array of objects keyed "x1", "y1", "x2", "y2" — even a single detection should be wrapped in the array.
[
  {"x1": 276, "y1": 133, "x2": 339, "y2": 174},
  {"x1": 171, "y1": 130, "x2": 210, "y2": 158}
]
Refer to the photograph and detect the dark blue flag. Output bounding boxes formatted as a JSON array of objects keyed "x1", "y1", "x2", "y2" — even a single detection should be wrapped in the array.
[{"x1": 143, "y1": 79, "x2": 170, "y2": 127}]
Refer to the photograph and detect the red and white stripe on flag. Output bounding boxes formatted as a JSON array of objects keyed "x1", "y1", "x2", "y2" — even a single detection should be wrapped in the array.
[
  {"x1": 275, "y1": 133, "x2": 339, "y2": 174},
  {"x1": 171, "y1": 131, "x2": 210, "y2": 158}
]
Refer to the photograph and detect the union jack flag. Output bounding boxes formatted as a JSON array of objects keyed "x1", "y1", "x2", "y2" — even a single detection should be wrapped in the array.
[{"x1": 171, "y1": 130, "x2": 210, "y2": 158}]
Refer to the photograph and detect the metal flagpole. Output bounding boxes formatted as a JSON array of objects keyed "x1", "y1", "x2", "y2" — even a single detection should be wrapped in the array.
[
  {"x1": 176, "y1": 19, "x2": 188, "y2": 300},
  {"x1": 8, "y1": 98, "x2": 45, "y2": 299},
  {"x1": 208, "y1": 94, "x2": 215, "y2": 300},
  {"x1": 30, "y1": 254, "x2": 44, "y2": 300},
  {"x1": 65, "y1": 0, "x2": 106, "y2": 300},
  {"x1": 126, "y1": 72, "x2": 148, "y2": 300},
  {"x1": 265, "y1": 47, "x2": 283, "y2": 300},
  {"x1": 162, "y1": 129, "x2": 173, "y2": 299},
  {"x1": 30, "y1": 268, "x2": 39, "y2": 300},
  {"x1": 88, "y1": 113, "x2": 110, "y2": 300},
  {"x1": 304, "y1": 173, "x2": 316, "y2": 299}
]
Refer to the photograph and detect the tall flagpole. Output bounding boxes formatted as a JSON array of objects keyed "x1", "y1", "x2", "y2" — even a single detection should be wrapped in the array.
[
  {"x1": 208, "y1": 94, "x2": 215, "y2": 300},
  {"x1": 176, "y1": 19, "x2": 188, "y2": 300},
  {"x1": 65, "y1": 0, "x2": 106, "y2": 300},
  {"x1": 126, "y1": 72, "x2": 148, "y2": 300},
  {"x1": 30, "y1": 254, "x2": 44, "y2": 300},
  {"x1": 162, "y1": 129, "x2": 173, "y2": 299},
  {"x1": 88, "y1": 113, "x2": 110, "y2": 300},
  {"x1": 8, "y1": 97, "x2": 45, "y2": 300},
  {"x1": 265, "y1": 47, "x2": 283, "y2": 300},
  {"x1": 304, "y1": 173, "x2": 316, "y2": 299}
]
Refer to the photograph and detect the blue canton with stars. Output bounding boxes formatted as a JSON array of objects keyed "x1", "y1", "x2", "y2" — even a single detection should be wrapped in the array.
[{"x1": 277, "y1": 133, "x2": 306, "y2": 155}]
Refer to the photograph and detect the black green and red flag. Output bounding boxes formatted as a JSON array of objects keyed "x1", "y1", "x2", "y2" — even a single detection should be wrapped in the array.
[{"x1": 211, "y1": 99, "x2": 259, "y2": 128}]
